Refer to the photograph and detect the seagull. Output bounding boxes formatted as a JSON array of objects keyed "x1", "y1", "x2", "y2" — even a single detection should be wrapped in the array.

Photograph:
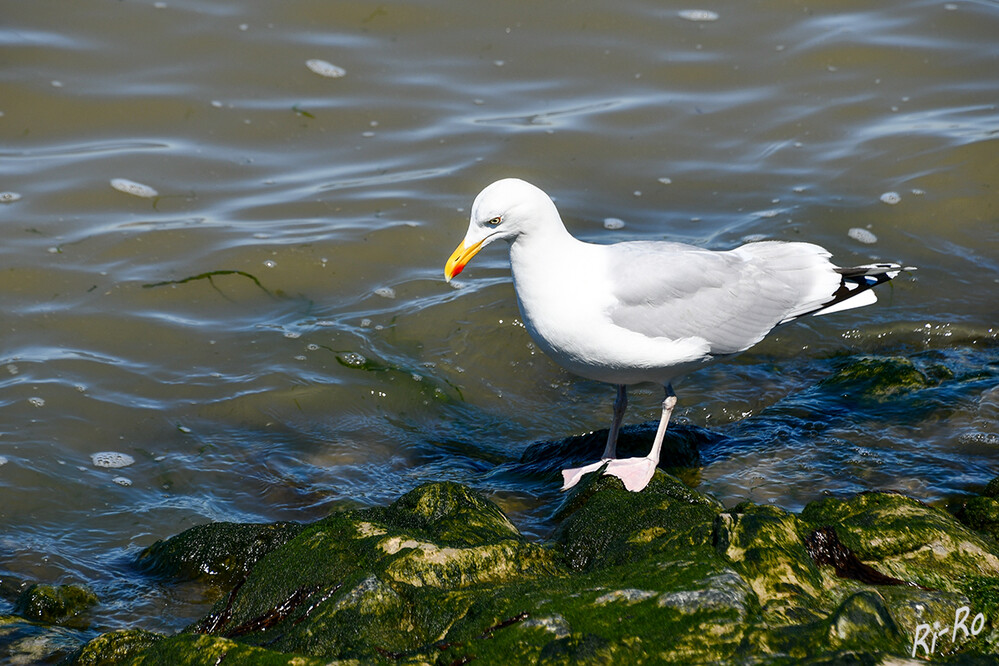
[{"x1": 444, "y1": 178, "x2": 909, "y2": 493}]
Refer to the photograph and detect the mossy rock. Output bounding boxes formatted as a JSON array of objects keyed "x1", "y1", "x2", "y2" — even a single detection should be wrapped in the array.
[
  {"x1": 14, "y1": 583, "x2": 98, "y2": 627},
  {"x1": 956, "y1": 496, "x2": 999, "y2": 539},
  {"x1": 715, "y1": 503, "x2": 827, "y2": 626},
  {"x1": 129, "y1": 633, "x2": 332, "y2": 666},
  {"x1": 384, "y1": 480, "x2": 522, "y2": 546},
  {"x1": 820, "y1": 355, "x2": 935, "y2": 397},
  {"x1": 137, "y1": 520, "x2": 305, "y2": 587},
  {"x1": 801, "y1": 492, "x2": 999, "y2": 593},
  {"x1": 76, "y1": 479, "x2": 999, "y2": 664},
  {"x1": 72, "y1": 628, "x2": 163, "y2": 666},
  {"x1": 553, "y1": 470, "x2": 723, "y2": 571},
  {"x1": 183, "y1": 482, "x2": 566, "y2": 661}
]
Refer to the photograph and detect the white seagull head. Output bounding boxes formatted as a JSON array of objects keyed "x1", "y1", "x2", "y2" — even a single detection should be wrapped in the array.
[{"x1": 445, "y1": 178, "x2": 562, "y2": 282}]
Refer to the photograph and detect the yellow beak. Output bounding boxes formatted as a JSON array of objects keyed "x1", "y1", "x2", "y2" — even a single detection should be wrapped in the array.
[{"x1": 444, "y1": 237, "x2": 486, "y2": 282}]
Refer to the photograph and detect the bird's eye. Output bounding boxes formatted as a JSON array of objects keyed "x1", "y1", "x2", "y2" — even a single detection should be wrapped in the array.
[{"x1": 486, "y1": 216, "x2": 502, "y2": 226}]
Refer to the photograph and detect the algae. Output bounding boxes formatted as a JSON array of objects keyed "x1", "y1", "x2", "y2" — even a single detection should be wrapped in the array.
[
  {"x1": 68, "y1": 474, "x2": 999, "y2": 665},
  {"x1": 820, "y1": 355, "x2": 936, "y2": 397},
  {"x1": 14, "y1": 583, "x2": 98, "y2": 627},
  {"x1": 137, "y1": 521, "x2": 306, "y2": 587}
]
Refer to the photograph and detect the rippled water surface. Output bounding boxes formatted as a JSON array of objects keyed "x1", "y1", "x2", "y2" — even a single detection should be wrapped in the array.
[{"x1": 1, "y1": 0, "x2": 998, "y2": 637}]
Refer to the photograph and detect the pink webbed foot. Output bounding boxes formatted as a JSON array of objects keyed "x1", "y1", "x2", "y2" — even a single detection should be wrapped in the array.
[
  {"x1": 601, "y1": 457, "x2": 657, "y2": 492},
  {"x1": 560, "y1": 456, "x2": 657, "y2": 493},
  {"x1": 561, "y1": 459, "x2": 611, "y2": 491}
]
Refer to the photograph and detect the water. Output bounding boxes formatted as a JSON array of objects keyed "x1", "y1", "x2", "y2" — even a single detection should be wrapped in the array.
[{"x1": 1, "y1": 0, "x2": 997, "y2": 639}]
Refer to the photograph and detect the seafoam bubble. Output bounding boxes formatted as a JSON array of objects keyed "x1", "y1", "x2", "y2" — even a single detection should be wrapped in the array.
[
  {"x1": 848, "y1": 227, "x2": 878, "y2": 244},
  {"x1": 306, "y1": 59, "x2": 346, "y2": 78},
  {"x1": 657, "y1": 177, "x2": 672, "y2": 185},
  {"x1": 113, "y1": 476, "x2": 132, "y2": 487},
  {"x1": 111, "y1": 178, "x2": 158, "y2": 198},
  {"x1": 91, "y1": 451, "x2": 135, "y2": 469},
  {"x1": 28, "y1": 397, "x2": 45, "y2": 407},
  {"x1": 374, "y1": 287, "x2": 396, "y2": 299},
  {"x1": 0, "y1": 192, "x2": 21, "y2": 203},
  {"x1": 679, "y1": 9, "x2": 719, "y2": 21},
  {"x1": 0, "y1": 456, "x2": 8, "y2": 466},
  {"x1": 879, "y1": 191, "x2": 901, "y2": 205},
  {"x1": 603, "y1": 217, "x2": 626, "y2": 230}
]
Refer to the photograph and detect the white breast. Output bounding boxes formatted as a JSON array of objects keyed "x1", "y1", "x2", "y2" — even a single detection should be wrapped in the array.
[{"x1": 509, "y1": 236, "x2": 712, "y2": 386}]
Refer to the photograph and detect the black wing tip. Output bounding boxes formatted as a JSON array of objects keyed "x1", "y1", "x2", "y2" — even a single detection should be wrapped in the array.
[{"x1": 834, "y1": 262, "x2": 912, "y2": 277}]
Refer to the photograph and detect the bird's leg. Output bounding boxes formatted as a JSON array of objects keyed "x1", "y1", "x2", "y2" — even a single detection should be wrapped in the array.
[
  {"x1": 562, "y1": 384, "x2": 677, "y2": 493},
  {"x1": 644, "y1": 383, "x2": 677, "y2": 466},
  {"x1": 560, "y1": 384, "x2": 627, "y2": 491},
  {"x1": 601, "y1": 384, "x2": 627, "y2": 459}
]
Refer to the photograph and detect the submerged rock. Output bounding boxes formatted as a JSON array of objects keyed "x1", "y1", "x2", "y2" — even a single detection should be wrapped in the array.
[
  {"x1": 0, "y1": 614, "x2": 90, "y2": 664},
  {"x1": 14, "y1": 583, "x2": 98, "y2": 627},
  {"x1": 820, "y1": 355, "x2": 935, "y2": 397},
  {"x1": 73, "y1": 476, "x2": 999, "y2": 664}
]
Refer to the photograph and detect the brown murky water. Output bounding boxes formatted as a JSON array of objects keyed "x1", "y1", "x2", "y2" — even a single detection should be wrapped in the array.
[{"x1": 1, "y1": 0, "x2": 997, "y2": 635}]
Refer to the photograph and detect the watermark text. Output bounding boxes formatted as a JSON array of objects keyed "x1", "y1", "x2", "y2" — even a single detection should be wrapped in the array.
[{"x1": 911, "y1": 605, "x2": 986, "y2": 658}]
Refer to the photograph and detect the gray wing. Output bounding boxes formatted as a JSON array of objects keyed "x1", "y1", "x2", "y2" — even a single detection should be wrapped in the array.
[{"x1": 605, "y1": 240, "x2": 840, "y2": 355}]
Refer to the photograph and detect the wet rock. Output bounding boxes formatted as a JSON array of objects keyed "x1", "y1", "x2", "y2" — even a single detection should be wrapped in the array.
[
  {"x1": 824, "y1": 590, "x2": 905, "y2": 652},
  {"x1": 553, "y1": 471, "x2": 723, "y2": 571},
  {"x1": 129, "y1": 633, "x2": 329, "y2": 665},
  {"x1": 714, "y1": 503, "x2": 826, "y2": 626},
  {"x1": 74, "y1": 476, "x2": 999, "y2": 664},
  {"x1": 517, "y1": 422, "x2": 712, "y2": 478},
  {"x1": 801, "y1": 491, "x2": 999, "y2": 593},
  {"x1": 956, "y1": 496, "x2": 999, "y2": 539},
  {"x1": 0, "y1": 614, "x2": 89, "y2": 664},
  {"x1": 72, "y1": 629, "x2": 162, "y2": 666},
  {"x1": 137, "y1": 521, "x2": 305, "y2": 587},
  {"x1": 184, "y1": 481, "x2": 565, "y2": 661},
  {"x1": 14, "y1": 583, "x2": 98, "y2": 627},
  {"x1": 820, "y1": 355, "x2": 935, "y2": 397},
  {"x1": 953, "y1": 476, "x2": 999, "y2": 541}
]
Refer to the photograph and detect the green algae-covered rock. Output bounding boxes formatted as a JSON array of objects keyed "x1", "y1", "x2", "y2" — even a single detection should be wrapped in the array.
[
  {"x1": 73, "y1": 628, "x2": 163, "y2": 666},
  {"x1": 554, "y1": 471, "x2": 723, "y2": 571},
  {"x1": 78, "y1": 477, "x2": 999, "y2": 665},
  {"x1": 137, "y1": 520, "x2": 305, "y2": 587},
  {"x1": 715, "y1": 503, "x2": 826, "y2": 626},
  {"x1": 182, "y1": 481, "x2": 566, "y2": 662},
  {"x1": 821, "y1": 355, "x2": 935, "y2": 397},
  {"x1": 14, "y1": 583, "x2": 98, "y2": 627},
  {"x1": 130, "y1": 633, "x2": 331, "y2": 666},
  {"x1": 801, "y1": 491, "x2": 999, "y2": 593},
  {"x1": 956, "y1": 496, "x2": 999, "y2": 540}
]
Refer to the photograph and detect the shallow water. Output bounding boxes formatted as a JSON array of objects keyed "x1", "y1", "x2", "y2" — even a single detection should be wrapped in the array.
[{"x1": 1, "y1": 0, "x2": 998, "y2": 638}]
